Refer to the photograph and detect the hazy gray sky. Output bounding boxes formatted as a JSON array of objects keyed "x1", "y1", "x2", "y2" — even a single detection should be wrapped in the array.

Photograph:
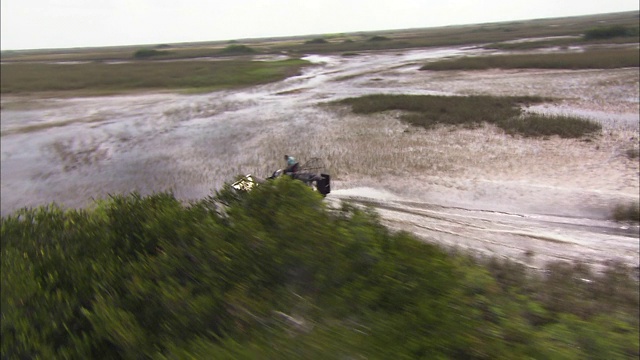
[{"x1": 1, "y1": 0, "x2": 638, "y2": 50}]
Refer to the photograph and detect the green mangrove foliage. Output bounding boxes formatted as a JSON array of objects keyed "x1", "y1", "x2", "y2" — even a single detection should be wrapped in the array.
[
  {"x1": 2, "y1": 177, "x2": 638, "y2": 359},
  {"x1": 338, "y1": 94, "x2": 602, "y2": 138}
]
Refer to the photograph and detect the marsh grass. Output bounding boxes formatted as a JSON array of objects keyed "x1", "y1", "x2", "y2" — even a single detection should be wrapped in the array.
[
  {"x1": 584, "y1": 25, "x2": 639, "y2": 40},
  {"x1": 337, "y1": 94, "x2": 602, "y2": 138},
  {"x1": 482, "y1": 36, "x2": 638, "y2": 50},
  {"x1": 0, "y1": 59, "x2": 308, "y2": 94},
  {"x1": 483, "y1": 38, "x2": 580, "y2": 50},
  {"x1": 133, "y1": 49, "x2": 171, "y2": 59},
  {"x1": 338, "y1": 94, "x2": 546, "y2": 115},
  {"x1": 420, "y1": 48, "x2": 640, "y2": 71},
  {"x1": 500, "y1": 114, "x2": 603, "y2": 138}
]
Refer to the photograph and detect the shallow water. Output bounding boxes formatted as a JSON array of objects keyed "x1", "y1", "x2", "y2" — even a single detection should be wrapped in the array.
[{"x1": 2, "y1": 45, "x2": 639, "y2": 269}]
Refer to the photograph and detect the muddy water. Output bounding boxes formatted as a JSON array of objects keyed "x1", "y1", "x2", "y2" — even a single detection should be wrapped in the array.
[{"x1": 2, "y1": 46, "x2": 638, "y2": 269}]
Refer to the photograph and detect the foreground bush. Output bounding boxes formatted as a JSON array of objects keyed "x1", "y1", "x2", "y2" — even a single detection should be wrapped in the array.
[{"x1": 2, "y1": 178, "x2": 638, "y2": 358}]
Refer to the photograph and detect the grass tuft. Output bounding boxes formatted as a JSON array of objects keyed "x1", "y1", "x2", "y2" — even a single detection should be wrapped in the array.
[
  {"x1": 625, "y1": 148, "x2": 639, "y2": 159},
  {"x1": 612, "y1": 202, "x2": 640, "y2": 222}
]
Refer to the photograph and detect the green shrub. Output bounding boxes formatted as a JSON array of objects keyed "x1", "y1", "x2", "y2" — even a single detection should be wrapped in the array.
[
  {"x1": 220, "y1": 45, "x2": 256, "y2": 55},
  {"x1": 305, "y1": 38, "x2": 328, "y2": 44},
  {"x1": 133, "y1": 49, "x2": 170, "y2": 59},
  {"x1": 0, "y1": 180, "x2": 459, "y2": 358},
  {"x1": 612, "y1": 202, "x2": 640, "y2": 222}
]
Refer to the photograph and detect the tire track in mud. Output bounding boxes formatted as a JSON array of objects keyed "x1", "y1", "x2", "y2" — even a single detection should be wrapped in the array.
[{"x1": 331, "y1": 194, "x2": 639, "y2": 271}]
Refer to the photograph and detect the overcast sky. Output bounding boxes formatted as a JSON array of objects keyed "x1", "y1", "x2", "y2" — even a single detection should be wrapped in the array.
[{"x1": 1, "y1": 0, "x2": 638, "y2": 50}]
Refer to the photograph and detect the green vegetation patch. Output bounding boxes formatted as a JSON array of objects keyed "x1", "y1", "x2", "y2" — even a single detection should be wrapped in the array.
[
  {"x1": 0, "y1": 59, "x2": 308, "y2": 95},
  {"x1": 368, "y1": 35, "x2": 391, "y2": 42},
  {"x1": 500, "y1": 114, "x2": 603, "y2": 138},
  {"x1": 1, "y1": 178, "x2": 638, "y2": 358},
  {"x1": 420, "y1": 48, "x2": 640, "y2": 71},
  {"x1": 305, "y1": 38, "x2": 328, "y2": 44},
  {"x1": 337, "y1": 94, "x2": 602, "y2": 138}
]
